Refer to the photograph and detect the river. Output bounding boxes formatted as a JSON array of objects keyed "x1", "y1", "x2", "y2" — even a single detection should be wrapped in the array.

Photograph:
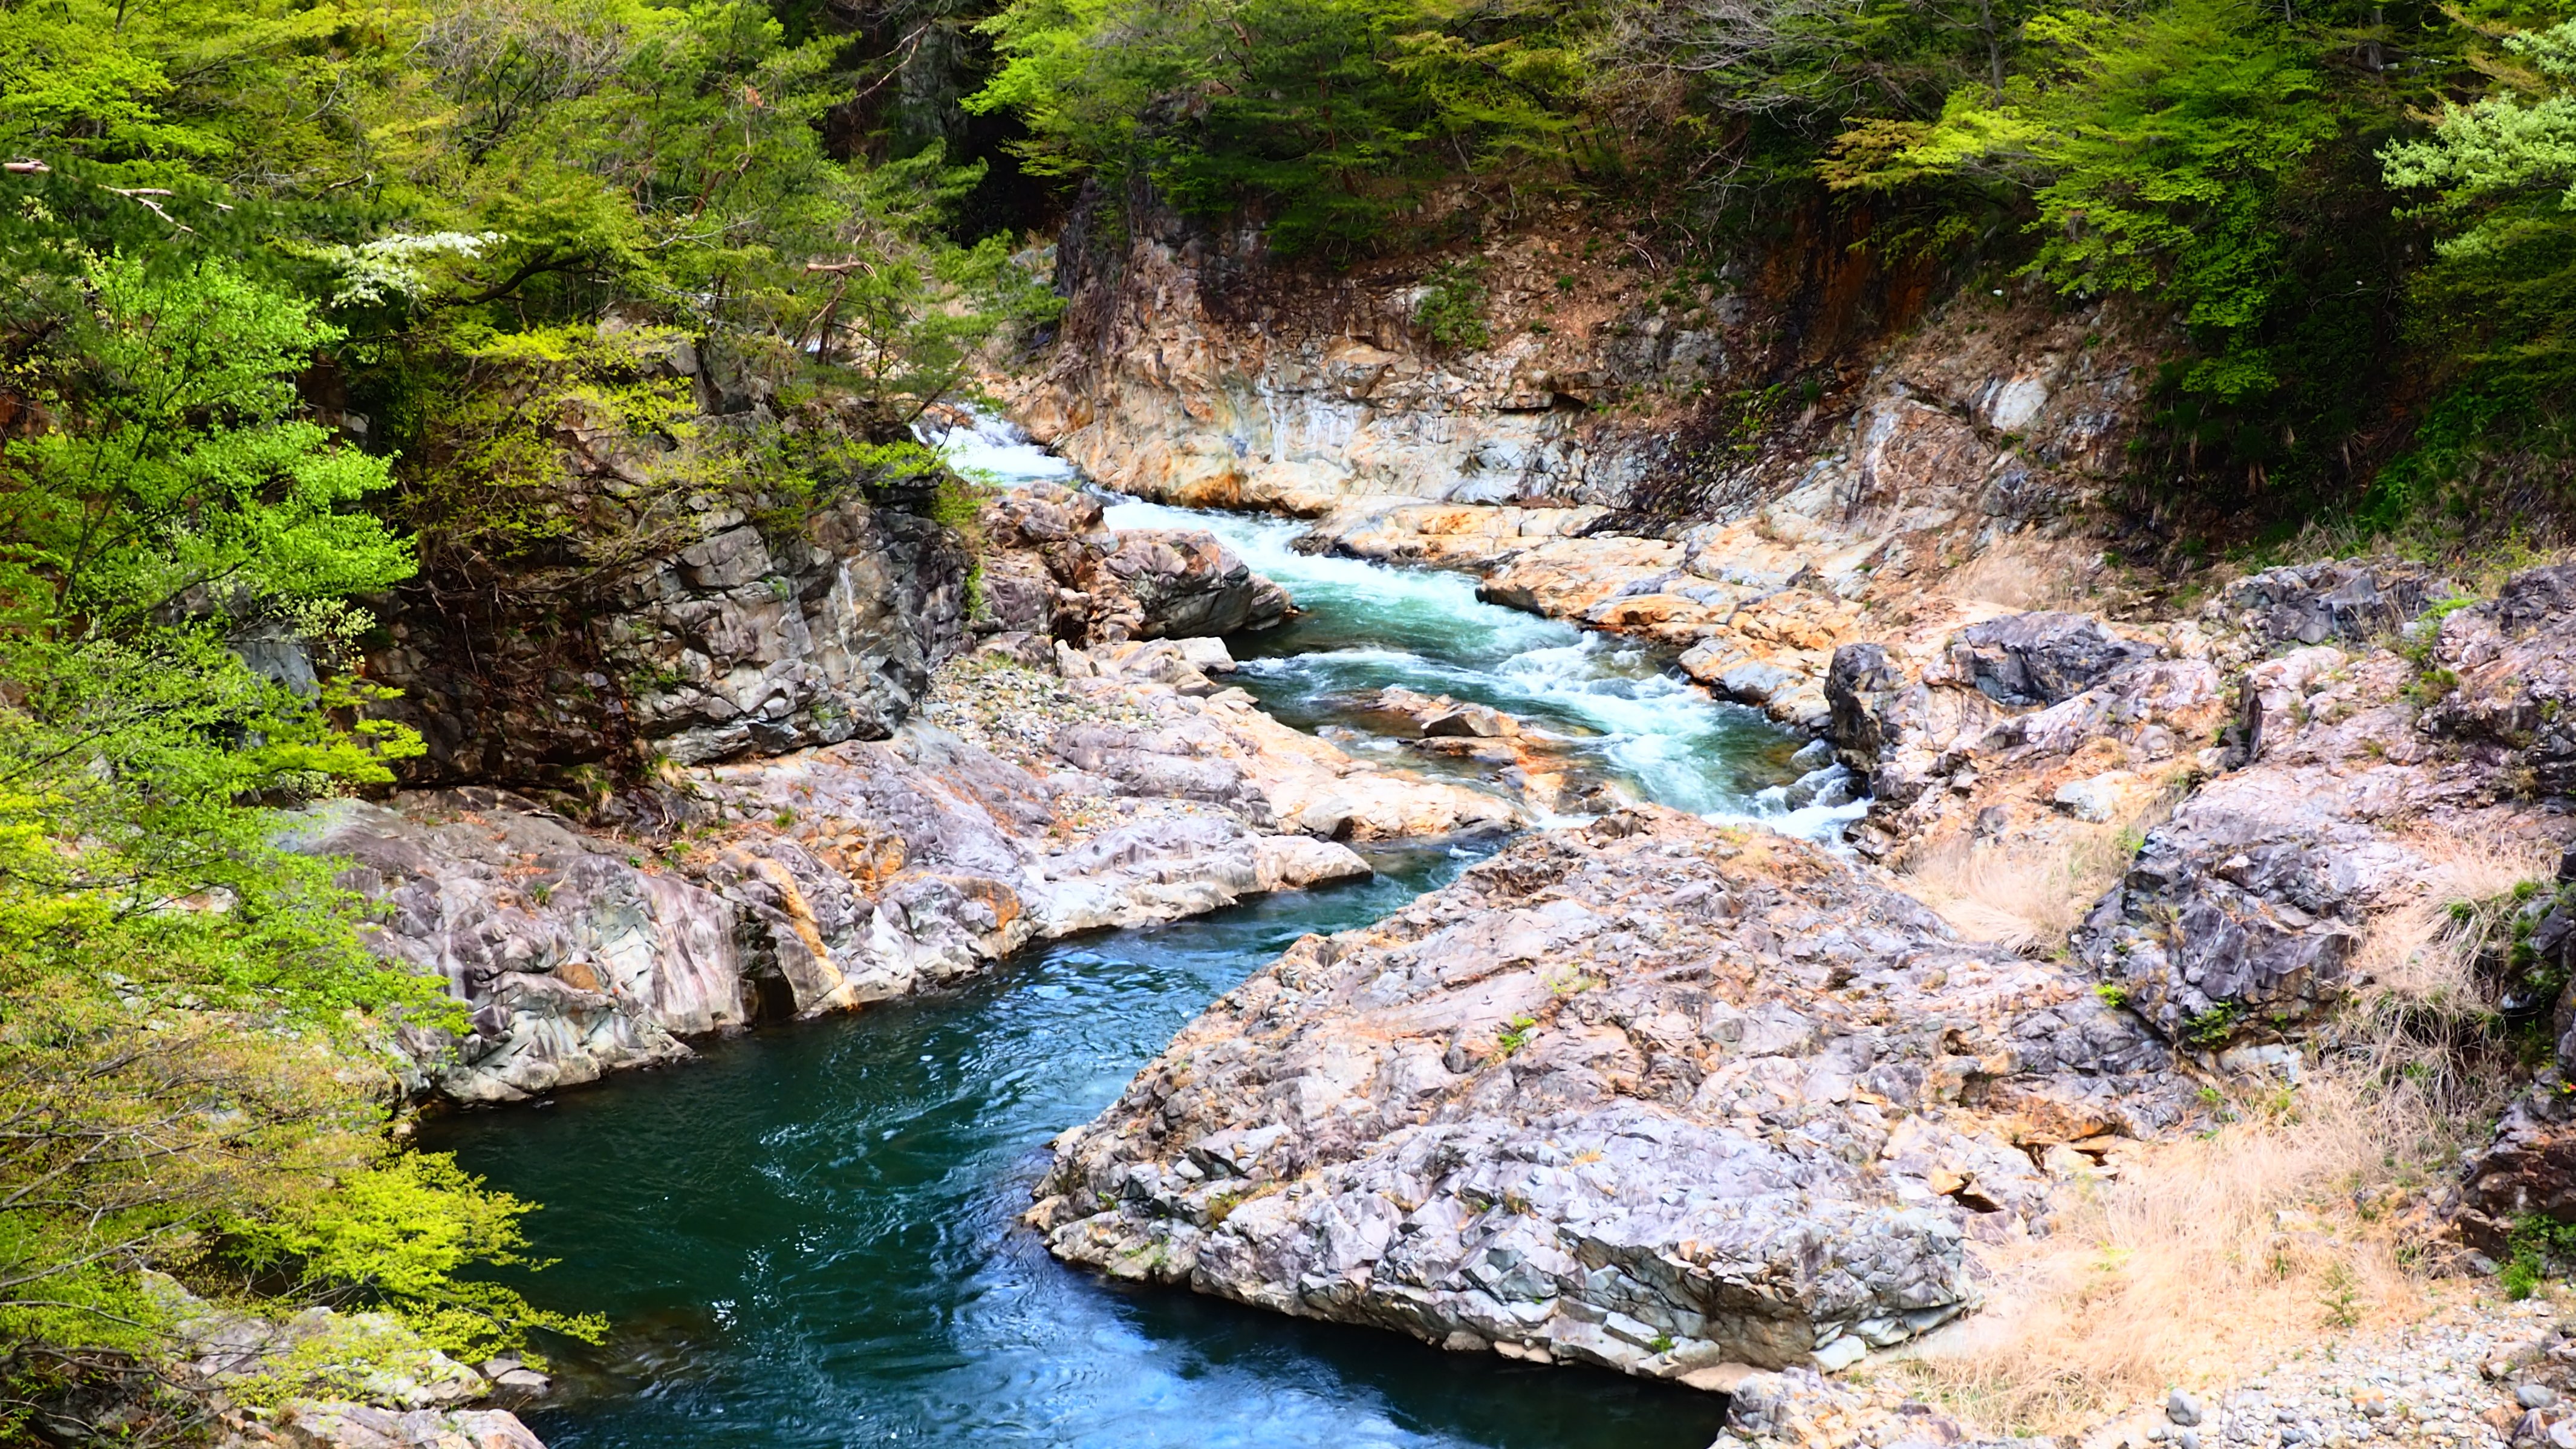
[{"x1": 425, "y1": 417, "x2": 1859, "y2": 1449}]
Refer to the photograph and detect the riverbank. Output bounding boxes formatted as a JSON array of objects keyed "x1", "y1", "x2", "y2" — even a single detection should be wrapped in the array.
[
  {"x1": 345, "y1": 410, "x2": 2576, "y2": 1449},
  {"x1": 382, "y1": 425, "x2": 1855, "y2": 1449}
]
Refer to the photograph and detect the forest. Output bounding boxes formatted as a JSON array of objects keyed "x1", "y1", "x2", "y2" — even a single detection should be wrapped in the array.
[{"x1": 0, "y1": 0, "x2": 2571, "y2": 1438}]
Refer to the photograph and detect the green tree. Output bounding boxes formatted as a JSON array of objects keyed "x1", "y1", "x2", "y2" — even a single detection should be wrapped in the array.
[
  {"x1": 0, "y1": 254, "x2": 591, "y2": 1434},
  {"x1": 2377, "y1": 15, "x2": 2576, "y2": 518},
  {"x1": 969, "y1": 0, "x2": 1594, "y2": 253},
  {"x1": 1831, "y1": 0, "x2": 2339, "y2": 397}
]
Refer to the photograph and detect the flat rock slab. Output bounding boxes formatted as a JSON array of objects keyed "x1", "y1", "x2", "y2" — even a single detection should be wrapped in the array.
[{"x1": 1034, "y1": 807, "x2": 2187, "y2": 1382}]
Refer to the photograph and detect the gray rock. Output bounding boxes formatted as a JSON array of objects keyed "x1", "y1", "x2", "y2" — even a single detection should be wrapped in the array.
[
  {"x1": 2053, "y1": 774, "x2": 2126, "y2": 823},
  {"x1": 1952, "y1": 612, "x2": 2156, "y2": 708},
  {"x1": 1033, "y1": 808, "x2": 2186, "y2": 1383},
  {"x1": 2221, "y1": 559, "x2": 2452, "y2": 648},
  {"x1": 2074, "y1": 798, "x2": 2375, "y2": 1049},
  {"x1": 2174, "y1": 1390, "x2": 2208, "y2": 1426},
  {"x1": 1422, "y1": 704, "x2": 1517, "y2": 738},
  {"x1": 259, "y1": 1403, "x2": 546, "y2": 1449},
  {"x1": 2517, "y1": 1384, "x2": 2558, "y2": 1410},
  {"x1": 287, "y1": 728, "x2": 1370, "y2": 1102},
  {"x1": 1098, "y1": 529, "x2": 1292, "y2": 639},
  {"x1": 367, "y1": 493, "x2": 970, "y2": 784},
  {"x1": 1826, "y1": 643, "x2": 1905, "y2": 767},
  {"x1": 1726, "y1": 1367, "x2": 1862, "y2": 1438},
  {"x1": 981, "y1": 482, "x2": 1292, "y2": 645},
  {"x1": 2425, "y1": 564, "x2": 2576, "y2": 799}
]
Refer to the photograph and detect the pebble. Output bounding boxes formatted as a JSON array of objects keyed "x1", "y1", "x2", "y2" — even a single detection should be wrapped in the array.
[
  {"x1": 1763, "y1": 1300, "x2": 2576, "y2": 1449},
  {"x1": 2118, "y1": 1306, "x2": 2576, "y2": 1449}
]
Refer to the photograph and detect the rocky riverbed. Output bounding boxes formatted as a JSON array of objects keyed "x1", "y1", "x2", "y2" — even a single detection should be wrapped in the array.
[
  {"x1": 1034, "y1": 806, "x2": 2189, "y2": 1380},
  {"x1": 262, "y1": 383, "x2": 2576, "y2": 1449}
]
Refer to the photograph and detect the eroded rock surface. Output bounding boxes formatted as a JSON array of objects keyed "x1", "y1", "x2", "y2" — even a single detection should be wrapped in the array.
[
  {"x1": 368, "y1": 492, "x2": 971, "y2": 782},
  {"x1": 1010, "y1": 198, "x2": 2155, "y2": 524},
  {"x1": 1950, "y1": 611, "x2": 2156, "y2": 709},
  {"x1": 980, "y1": 481, "x2": 1291, "y2": 643},
  {"x1": 301, "y1": 642, "x2": 1520, "y2": 1102},
  {"x1": 1033, "y1": 808, "x2": 2185, "y2": 1382},
  {"x1": 2459, "y1": 855, "x2": 2576, "y2": 1239},
  {"x1": 1818, "y1": 617, "x2": 2220, "y2": 865},
  {"x1": 2217, "y1": 558, "x2": 2456, "y2": 651},
  {"x1": 2426, "y1": 564, "x2": 2576, "y2": 801},
  {"x1": 2060, "y1": 570, "x2": 2571, "y2": 1059}
]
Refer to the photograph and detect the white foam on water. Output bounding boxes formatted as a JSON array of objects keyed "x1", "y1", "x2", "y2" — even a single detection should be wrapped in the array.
[
  {"x1": 935, "y1": 413, "x2": 1867, "y2": 843},
  {"x1": 919, "y1": 412, "x2": 1076, "y2": 486}
]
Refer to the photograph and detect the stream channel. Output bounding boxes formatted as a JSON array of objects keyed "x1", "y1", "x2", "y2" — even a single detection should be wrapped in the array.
[{"x1": 425, "y1": 418, "x2": 1865, "y2": 1449}]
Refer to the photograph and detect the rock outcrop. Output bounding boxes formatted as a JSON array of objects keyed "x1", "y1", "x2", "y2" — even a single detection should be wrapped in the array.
[
  {"x1": 979, "y1": 480, "x2": 1292, "y2": 644},
  {"x1": 229, "y1": 1403, "x2": 545, "y2": 1449},
  {"x1": 1033, "y1": 807, "x2": 2187, "y2": 1382},
  {"x1": 1240, "y1": 285, "x2": 2162, "y2": 737},
  {"x1": 2425, "y1": 563, "x2": 2576, "y2": 801},
  {"x1": 2059, "y1": 567, "x2": 2572, "y2": 1058},
  {"x1": 2073, "y1": 789, "x2": 2387, "y2": 1044},
  {"x1": 302, "y1": 642, "x2": 1518, "y2": 1103},
  {"x1": 368, "y1": 491, "x2": 972, "y2": 784},
  {"x1": 2432, "y1": 569, "x2": 2576, "y2": 1232},
  {"x1": 145, "y1": 1274, "x2": 552, "y2": 1449},
  {"x1": 2458, "y1": 862, "x2": 2576, "y2": 1236},
  {"x1": 1949, "y1": 611, "x2": 2157, "y2": 709},
  {"x1": 1811, "y1": 610, "x2": 2222, "y2": 865},
  {"x1": 2217, "y1": 559, "x2": 2457, "y2": 652}
]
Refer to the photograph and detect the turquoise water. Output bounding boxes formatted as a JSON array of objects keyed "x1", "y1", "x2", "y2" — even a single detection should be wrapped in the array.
[
  {"x1": 426, "y1": 847, "x2": 1731, "y2": 1448},
  {"x1": 428, "y1": 418, "x2": 1839, "y2": 1448},
  {"x1": 1099, "y1": 497, "x2": 1853, "y2": 830}
]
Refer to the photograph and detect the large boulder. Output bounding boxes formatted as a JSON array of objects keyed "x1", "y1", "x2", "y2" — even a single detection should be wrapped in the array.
[
  {"x1": 2074, "y1": 812, "x2": 2375, "y2": 1047},
  {"x1": 983, "y1": 481, "x2": 1291, "y2": 643},
  {"x1": 2217, "y1": 558, "x2": 2454, "y2": 650},
  {"x1": 366, "y1": 494, "x2": 971, "y2": 781},
  {"x1": 1951, "y1": 611, "x2": 2156, "y2": 708},
  {"x1": 1096, "y1": 529, "x2": 1292, "y2": 638},
  {"x1": 1824, "y1": 643, "x2": 1905, "y2": 768},
  {"x1": 1033, "y1": 809, "x2": 2184, "y2": 1382}
]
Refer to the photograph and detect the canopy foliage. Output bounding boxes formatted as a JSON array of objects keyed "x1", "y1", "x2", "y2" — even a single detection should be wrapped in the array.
[{"x1": 0, "y1": 0, "x2": 1045, "y2": 1434}]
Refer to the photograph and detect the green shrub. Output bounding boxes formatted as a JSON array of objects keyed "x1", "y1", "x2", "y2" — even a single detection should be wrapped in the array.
[{"x1": 1414, "y1": 258, "x2": 1493, "y2": 348}]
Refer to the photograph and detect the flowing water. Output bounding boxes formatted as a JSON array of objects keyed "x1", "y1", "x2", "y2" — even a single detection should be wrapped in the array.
[
  {"x1": 427, "y1": 415, "x2": 1855, "y2": 1448},
  {"x1": 1096, "y1": 496, "x2": 1858, "y2": 832}
]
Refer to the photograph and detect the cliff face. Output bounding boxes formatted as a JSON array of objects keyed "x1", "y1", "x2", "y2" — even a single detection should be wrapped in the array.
[
  {"x1": 356, "y1": 334, "x2": 978, "y2": 791},
  {"x1": 367, "y1": 495, "x2": 972, "y2": 786},
  {"x1": 1005, "y1": 194, "x2": 2162, "y2": 539}
]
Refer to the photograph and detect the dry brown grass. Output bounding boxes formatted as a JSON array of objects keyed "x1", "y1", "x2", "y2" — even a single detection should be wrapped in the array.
[
  {"x1": 1892, "y1": 1060, "x2": 2484, "y2": 1436},
  {"x1": 2355, "y1": 831, "x2": 2562, "y2": 1001},
  {"x1": 1942, "y1": 534, "x2": 2097, "y2": 613},
  {"x1": 1899, "y1": 794, "x2": 2178, "y2": 954},
  {"x1": 1887, "y1": 827, "x2": 2560, "y2": 1436}
]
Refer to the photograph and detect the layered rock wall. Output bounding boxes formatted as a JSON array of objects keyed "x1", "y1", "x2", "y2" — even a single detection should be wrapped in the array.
[
  {"x1": 1008, "y1": 196, "x2": 2159, "y2": 544},
  {"x1": 308, "y1": 637, "x2": 1523, "y2": 1103}
]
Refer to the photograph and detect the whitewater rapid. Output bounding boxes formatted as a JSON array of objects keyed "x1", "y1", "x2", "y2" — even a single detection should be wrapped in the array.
[{"x1": 928, "y1": 411, "x2": 1864, "y2": 841}]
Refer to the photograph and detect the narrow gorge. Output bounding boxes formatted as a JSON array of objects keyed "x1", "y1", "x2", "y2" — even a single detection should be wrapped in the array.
[
  {"x1": 12, "y1": 7, "x2": 2576, "y2": 1448},
  {"x1": 85, "y1": 247, "x2": 2576, "y2": 1449}
]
